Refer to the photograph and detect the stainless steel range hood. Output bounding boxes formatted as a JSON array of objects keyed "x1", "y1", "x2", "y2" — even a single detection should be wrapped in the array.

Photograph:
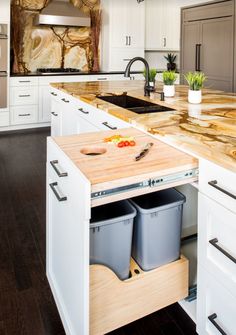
[{"x1": 34, "y1": 0, "x2": 91, "y2": 27}]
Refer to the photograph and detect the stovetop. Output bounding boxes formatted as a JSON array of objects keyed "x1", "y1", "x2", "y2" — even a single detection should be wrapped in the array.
[{"x1": 37, "y1": 68, "x2": 81, "y2": 75}]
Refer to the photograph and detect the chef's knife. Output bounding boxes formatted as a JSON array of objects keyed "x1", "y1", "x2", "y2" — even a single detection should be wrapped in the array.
[{"x1": 135, "y1": 143, "x2": 154, "y2": 161}]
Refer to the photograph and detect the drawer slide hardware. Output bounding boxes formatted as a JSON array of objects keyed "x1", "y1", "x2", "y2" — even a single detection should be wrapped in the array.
[
  {"x1": 208, "y1": 313, "x2": 227, "y2": 335},
  {"x1": 209, "y1": 238, "x2": 236, "y2": 264},
  {"x1": 185, "y1": 284, "x2": 197, "y2": 302},
  {"x1": 91, "y1": 168, "x2": 198, "y2": 199},
  {"x1": 208, "y1": 180, "x2": 236, "y2": 200}
]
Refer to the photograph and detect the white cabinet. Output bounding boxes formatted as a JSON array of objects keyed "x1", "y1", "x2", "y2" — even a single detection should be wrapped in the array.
[
  {"x1": 108, "y1": 0, "x2": 144, "y2": 49},
  {"x1": 101, "y1": 0, "x2": 145, "y2": 71},
  {"x1": 47, "y1": 139, "x2": 90, "y2": 335},
  {"x1": 145, "y1": 0, "x2": 180, "y2": 51},
  {"x1": 197, "y1": 159, "x2": 236, "y2": 335},
  {"x1": 198, "y1": 266, "x2": 236, "y2": 335},
  {"x1": 50, "y1": 89, "x2": 130, "y2": 137},
  {"x1": 10, "y1": 77, "x2": 39, "y2": 126},
  {"x1": 0, "y1": 0, "x2": 10, "y2": 23}
]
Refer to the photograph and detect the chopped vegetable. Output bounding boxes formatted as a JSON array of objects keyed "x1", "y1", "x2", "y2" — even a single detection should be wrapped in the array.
[
  {"x1": 103, "y1": 134, "x2": 136, "y2": 148},
  {"x1": 118, "y1": 141, "x2": 125, "y2": 148}
]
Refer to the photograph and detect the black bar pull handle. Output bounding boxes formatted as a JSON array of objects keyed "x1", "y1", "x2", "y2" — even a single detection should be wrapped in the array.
[
  {"x1": 208, "y1": 314, "x2": 228, "y2": 335},
  {"x1": 50, "y1": 160, "x2": 68, "y2": 177},
  {"x1": 102, "y1": 122, "x2": 117, "y2": 130},
  {"x1": 49, "y1": 182, "x2": 67, "y2": 202},
  {"x1": 198, "y1": 44, "x2": 201, "y2": 71},
  {"x1": 208, "y1": 180, "x2": 236, "y2": 200},
  {"x1": 51, "y1": 112, "x2": 58, "y2": 116},
  {"x1": 209, "y1": 238, "x2": 236, "y2": 264},
  {"x1": 50, "y1": 92, "x2": 58, "y2": 96},
  {"x1": 79, "y1": 108, "x2": 89, "y2": 114},
  {"x1": 195, "y1": 44, "x2": 198, "y2": 71},
  {"x1": 61, "y1": 98, "x2": 70, "y2": 103}
]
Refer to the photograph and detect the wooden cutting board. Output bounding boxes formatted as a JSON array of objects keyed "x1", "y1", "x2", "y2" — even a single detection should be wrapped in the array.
[{"x1": 53, "y1": 128, "x2": 198, "y2": 205}]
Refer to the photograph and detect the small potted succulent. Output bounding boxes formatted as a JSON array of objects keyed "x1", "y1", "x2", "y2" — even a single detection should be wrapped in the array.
[
  {"x1": 143, "y1": 68, "x2": 157, "y2": 91},
  {"x1": 162, "y1": 71, "x2": 177, "y2": 97},
  {"x1": 184, "y1": 71, "x2": 207, "y2": 104},
  {"x1": 164, "y1": 53, "x2": 177, "y2": 71}
]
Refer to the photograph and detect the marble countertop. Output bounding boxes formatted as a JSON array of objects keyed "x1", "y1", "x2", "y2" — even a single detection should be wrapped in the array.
[{"x1": 51, "y1": 80, "x2": 236, "y2": 173}]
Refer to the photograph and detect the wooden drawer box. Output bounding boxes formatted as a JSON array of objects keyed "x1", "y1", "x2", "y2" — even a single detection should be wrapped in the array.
[
  {"x1": 197, "y1": 265, "x2": 236, "y2": 335},
  {"x1": 11, "y1": 105, "x2": 38, "y2": 125},
  {"x1": 90, "y1": 256, "x2": 188, "y2": 335},
  {"x1": 198, "y1": 193, "x2": 236, "y2": 295},
  {"x1": 10, "y1": 86, "x2": 38, "y2": 106},
  {"x1": 199, "y1": 159, "x2": 236, "y2": 214}
]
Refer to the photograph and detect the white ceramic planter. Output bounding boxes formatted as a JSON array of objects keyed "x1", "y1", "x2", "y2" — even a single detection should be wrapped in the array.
[
  {"x1": 163, "y1": 85, "x2": 175, "y2": 97},
  {"x1": 188, "y1": 89, "x2": 202, "y2": 104}
]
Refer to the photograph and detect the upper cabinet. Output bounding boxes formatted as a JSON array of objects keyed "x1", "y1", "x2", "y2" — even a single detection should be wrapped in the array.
[
  {"x1": 0, "y1": 0, "x2": 10, "y2": 23},
  {"x1": 101, "y1": 0, "x2": 145, "y2": 71},
  {"x1": 145, "y1": 0, "x2": 180, "y2": 51}
]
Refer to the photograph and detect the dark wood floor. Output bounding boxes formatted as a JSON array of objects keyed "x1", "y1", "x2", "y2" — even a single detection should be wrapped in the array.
[{"x1": 0, "y1": 128, "x2": 197, "y2": 335}]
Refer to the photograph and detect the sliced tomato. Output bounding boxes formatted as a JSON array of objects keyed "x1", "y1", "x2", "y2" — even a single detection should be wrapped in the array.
[
  {"x1": 124, "y1": 141, "x2": 130, "y2": 146},
  {"x1": 129, "y1": 140, "x2": 136, "y2": 146},
  {"x1": 117, "y1": 141, "x2": 125, "y2": 148}
]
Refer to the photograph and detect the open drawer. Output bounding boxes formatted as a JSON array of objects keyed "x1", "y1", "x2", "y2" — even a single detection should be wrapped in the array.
[{"x1": 90, "y1": 256, "x2": 189, "y2": 335}]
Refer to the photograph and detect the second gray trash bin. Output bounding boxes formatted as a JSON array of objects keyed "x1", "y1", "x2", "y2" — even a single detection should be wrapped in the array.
[
  {"x1": 130, "y1": 188, "x2": 186, "y2": 271},
  {"x1": 90, "y1": 200, "x2": 136, "y2": 280}
]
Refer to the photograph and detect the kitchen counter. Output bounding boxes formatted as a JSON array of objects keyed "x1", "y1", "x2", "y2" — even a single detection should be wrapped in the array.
[
  {"x1": 51, "y1": 80, "x2": 236, "y2": 173},
  {"x1": 10, "y1": 70, "x2": 143, "y2": 77}
]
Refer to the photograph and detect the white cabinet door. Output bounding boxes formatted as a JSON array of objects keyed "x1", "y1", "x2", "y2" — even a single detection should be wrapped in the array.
[
  {"x1": 39, "y1": 85, "x2": 51, "y2": 123},
  {"x1": 51, "y1": 97, "x2": 62, "y2": 136},
  {"x1": 0, "y1": 0, "x2": 10, "y2": 23},
  {"x1": 110, "y1": 0, "x2": 128, "y2": 48},
  {"x1": 75, "y1": 114, "x2": 99, "y2": 134},
  {"x1": 47, "y1": 139, "x2": 91, "y2": 335},
  {"x1": 145, "y1": 0, "x2": 180, "y2": 51},
  {"x1": 127, "y1": 0, "x2": 145, "y2": 49},
  {"x1": 145, "y1": 0, "x2": 163, "y2": 50},
  {"x1": 197, "y1": 265, "x2": 236, "y2": 335},
  {"x1": 198, "y1": 193, "x2": 236, "y2": 295}
]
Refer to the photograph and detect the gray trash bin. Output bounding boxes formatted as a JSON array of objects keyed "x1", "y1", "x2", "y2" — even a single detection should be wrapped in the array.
[
  {"x1": 90, "y1": 200, "x2": 136, "y2": 280},
  {"x1": 130, "y1": 188, "x2": 186, "y2": 271}
]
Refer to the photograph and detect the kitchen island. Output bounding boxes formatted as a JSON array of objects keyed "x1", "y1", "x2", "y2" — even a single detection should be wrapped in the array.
[
  {"x1": 48, "y1": 80, "x2": 236, "y2": 335},
  {"x1": 50, "y1": 80, "x2": 236, "y2": 173}
]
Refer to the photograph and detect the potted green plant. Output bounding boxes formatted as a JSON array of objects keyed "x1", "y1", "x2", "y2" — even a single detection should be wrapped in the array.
[
  {"x1": 164, "y1": 53, "x2": 177, "y2": 71},
  {"x1": 162, "y1": 71, "x2": 177, "y2": 97},
  {"x1": 184, "y1": 71, "x2": 207, "y2": 104},
  {"x1": 143, "y1": 68, "x2": 157, "y2": 91}
]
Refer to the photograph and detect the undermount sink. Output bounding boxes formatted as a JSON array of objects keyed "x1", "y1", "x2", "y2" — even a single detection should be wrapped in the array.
[{"x1": 97, "y1": 94, "x2": 175, "y2": 114}]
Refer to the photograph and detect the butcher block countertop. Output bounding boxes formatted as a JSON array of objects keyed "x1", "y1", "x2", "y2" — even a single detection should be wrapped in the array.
[
  {"x1": 53, "y1": 128, "x2": 198, "y2": 206},
  {"x1": 51, "y1": 80, "x2": 236, "y2": 172}
]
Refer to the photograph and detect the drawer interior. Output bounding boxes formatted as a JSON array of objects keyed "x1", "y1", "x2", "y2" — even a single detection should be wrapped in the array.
[{"x1": 90, "y1": 256, "x2": 188, "y2": 335}]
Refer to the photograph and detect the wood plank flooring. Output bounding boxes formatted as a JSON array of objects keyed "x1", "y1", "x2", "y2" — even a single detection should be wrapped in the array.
[{"x1": 0, "y1": 128, "x2": 197, "y2": 335}]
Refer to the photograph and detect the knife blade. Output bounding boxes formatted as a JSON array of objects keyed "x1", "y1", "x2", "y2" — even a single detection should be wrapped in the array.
[{"x1": 134, "y1": 143, "x2": 154, "y2": 161}]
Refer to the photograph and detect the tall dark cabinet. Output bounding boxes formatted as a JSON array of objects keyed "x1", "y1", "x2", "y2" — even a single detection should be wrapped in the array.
[{"x1": 180, "y1": 0, "x2": 234, "y2": 92}]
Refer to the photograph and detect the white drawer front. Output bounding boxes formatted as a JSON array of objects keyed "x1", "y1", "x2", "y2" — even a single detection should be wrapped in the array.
[
  {"x1": 197, "y1": 266, "x2": 236, "y2": 335},
  {"x1": 10, "y1": 86, "x2": 38, "y2": 106},
  {"x1": 65, "y1": 96, "x2": 129, "y2": 130},
  {"x1": 198, "y1": 193, "x2": 236, "y2": 295},
  {"x1": 10, "y1": 77, "x2": 38, "y2": 87},
  {"x1": 0, "y1": 112, "x2": 9, "y2": 127},
  {"x1": 199, "y1": 159, "x2": 236, "y2": 214},
  {"x1": 97, "y1": 114, "x2": 129, "y2": 130},
  {"x1": 11, "y1": 105, "x2": 38, "y2": 125}
]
